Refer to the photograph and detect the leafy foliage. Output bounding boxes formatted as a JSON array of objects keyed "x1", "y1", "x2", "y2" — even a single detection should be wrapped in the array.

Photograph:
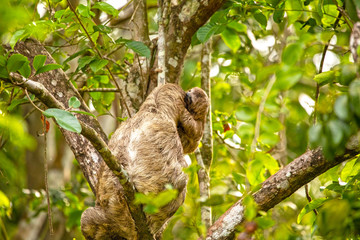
[{"x1": 1, "y1": 0, "x2": 360, "y2": 239}]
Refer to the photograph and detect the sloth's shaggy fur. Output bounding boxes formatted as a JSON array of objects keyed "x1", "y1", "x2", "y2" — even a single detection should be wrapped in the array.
[{"x1": 81, "y1": 84, "x2": 209, "y2": 239}]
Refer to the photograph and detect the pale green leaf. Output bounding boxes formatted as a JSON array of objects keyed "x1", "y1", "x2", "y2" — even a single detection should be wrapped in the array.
[
  {"x1": 285, "y1": 0, "x2": 303, "y2": 24},
  {"x1": 36, "y1": 64, "x2": 62, "y2": 75},
  {"x1": 197, "y1": 22, "x2": 223, "y2": 43},
  {"x1": 33, "y1": 55, "x2": 47, "y2": 71},
  {"x1": 125, "y1": 41, "x2": 151, "y2": 58},
  {"x1": 43, "y1": 108, "x2": 82, "y2": 133},
  {"x1": 68, "y1": 96, "x2": 81, "y2": 108},
  {"x1": 227, "y1": 21, "x2": 247, "y2": 32},
  {"x1": 327, "y1": 120, "x2": 343, "y2": 146},
  {"x1": 246, "y1": 159, "x2": 265, "y2": 186},
  {"x1": 349, "y1": 79, "x2": 360, "y2": 117},
  {"x1": 297, "y1": 198, "x2": 328, "y2": 224},
  {"x1": 313, "y1": 71, "x2": 335, "y2": 86},
  {"x1": 254, "y1": 12, "x2": 267, "y2": 28},
  {"x1": 78, "y1": 56, "x2": 94, "y2": 69},
  {"x1": 221, "y1": 28, "x2": 241, "y2": 53},
  {"x1": 7, "y1": 54, "x2": 28, "y2": 73},
  {"x1": 10, "y1": 29, "x2": 28, "y2": 49},
  {"x1": 89, "y1": 59, "x2": 108, "y2": 73},
  {"x1": 282, "y1": 43, "x2": 303, "y2": 65},
  {"x1": 334, "y1": 95, "x2": 350, "y2": 121},
  {"x1": 92, "y1": 2, "x2": 118, "y2": 16}
]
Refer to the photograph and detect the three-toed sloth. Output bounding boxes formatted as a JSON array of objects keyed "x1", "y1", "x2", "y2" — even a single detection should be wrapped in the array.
[{"x1": 81, "y1": 84, "x2": 209, "y2": 239}]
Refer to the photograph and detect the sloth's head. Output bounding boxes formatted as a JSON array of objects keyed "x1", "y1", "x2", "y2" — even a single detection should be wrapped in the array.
[{"x1": 184, "y1": 87, "x2": 209, "y2": 120}]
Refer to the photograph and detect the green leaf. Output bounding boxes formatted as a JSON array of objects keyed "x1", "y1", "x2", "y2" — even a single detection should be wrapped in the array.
[
  {"x1": 313, "y1": 70, "x2": 335, "y2": 86},
  {"x1": 340, "y1": 158, "x2": 360, "y2": 182},
  {"x1": 93, "y1": 25, "x2": 112, "y2": 34},
  {"x1": 285, "y1": 0, "x2": 303, "y2": 24},
  {"x1": 255, "y1": 152, "x2": 279, "y2": 175},
  {"x1": 243, "y1": 195, "x2": 257, "y2": 220},
  {"x1": 266, "y1": 0, "x2": 281, "y2": 7},
  {"x1": 256, "y1": 216, "x2": 275, "y2": 229},
  {"x1": 339, "y1": 64, "x2": 357, "y2": 86},
  {"x1": 43, "y1": 108, "x2": 82, "y2": 133},
  {"x1": 327, "y1": 120, "x2": 344, "y2": 146},
  {"x1": 18, "y1": 61, "x2": 31, "y2": 78},
  {"x1": 68, "y1": 96, "x2": 81, "y2": 108},
  {"x1": 321, "y1": 0, "x2": 338, "y2": 25},
  {"x1": 0, "y1": 190, "x2": 11, "y2": 218},
  {"x1": 0, "y1": 56, "x2": 8, "y2": 78},
  {"x1": 273, "y1": 3, "x2": 285, "y2": 23},
  {"x1": 202, "y1": 194, "x2": 224, "y2": 206},
  {"x1": 235, "y1": 106, "x2": 256, "y2": 121},
  {"x1": 36, "y1": 64, "x2": 62, "y2": 75},
  {"x1": 197, "y1": 22, "x2": 223, "y2": 43},
  {"x1": 274, "y1": 67, "x2": 302, "y2": 90},
  {"x1": 349, "y1": 79, "x2": 360, "y2": 117},
  {"x1": 254, "y1": 12, "x2": 267, "y2": 29},
  {"x1": 7, "y1": 54, "x2": 28, "y2": 73},
  {"x1": 221, "y1": 28, "x2": 241, "y2": 53},
  {"x1": 89, "y1": 59, "x2": 108, "y2": 73},
  {"x1": 92, "y1": 2, "x2": 118, "y2": 16},
  {"x1": 77, "y1": 4, "x2": 95, "y2": 18},
  {"x1": 33, "y1": 55, "x2": 47, "y2": 71},
  {"x1": 153, "y1": 189, "x2": 178, "y2": 208},
  {"x1": 78, "y1": 56, "x2": 94, "y2": 69},
  {"x1": 309, "y1": 123, "x2": 323, "y2": 146},
  {"x1": 247, "y1": 159, "x2": 266, "y2": 186},
  {"x1": 125, "y1": 41, "x2": 151, "y2": 58},
  {"x1": 10, "y1": 29, "x2": 28, "y2": 49},
  {"x1": 282, "y1": 43, "x2": 304, "y2": 65},
  {"x1": 209, "y1": 10, "x2": 228, "y2": 24},
  {"x1": 297, "y1": 198, "x2": 328, "y2": 224},
  {"x1": 227, "y1": 21, "x2": 247, "y2": 33},
  {"x1": 54, "y1": 9, "x2": 66, "y2": 19},
  {"x1": 334, "y1": 95, "x2": 350, "y2": 121},
  {"x1": 7, "y1": 96, "x2": 31, "y2": 111}
]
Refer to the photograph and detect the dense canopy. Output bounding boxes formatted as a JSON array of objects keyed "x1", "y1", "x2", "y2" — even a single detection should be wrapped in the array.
[{"x1": 0, "y1": 0, "x2": 360, "y2": 239}]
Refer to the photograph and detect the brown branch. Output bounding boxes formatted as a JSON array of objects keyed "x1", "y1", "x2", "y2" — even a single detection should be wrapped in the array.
[
  {"x1": 4, "y1": 72, "x2": 153, "y2": 239},
  {"x1": 78, "y1": 88, "x2": 119, "y2": 92},
  {"x1": 205, "y1": 143, "x2": 360, "y2": 239},
  {"x1": 197, "y1": 41, "x2": 213, "y2": 231},
  {"x1": 157, "y1": 0, "x2": 170, "y2": 86},
  {"x1": 164, "y1": 0, "x2": 226, "y2": 83}
]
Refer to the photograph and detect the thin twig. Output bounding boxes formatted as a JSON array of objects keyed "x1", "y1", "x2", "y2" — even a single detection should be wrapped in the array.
[
  {"x1": 78, "y1": 88, "x2": 119, "y2": 92},
  {"x1": 250, "y1": 76, "x2": 276, "y2": 157},
  {"x1": 43, "y1": 116, "x2": 54, "y2": 234},
  {"x1": 332, "y1": 0, "x2": 352, "y2": 30},
  {"x1": 66, "y1": 0, "x2": 132, "y2": 117},
  {"x1": 24, "y1": 88, "x2": 54, "y2": 231},
  {"x1": 24, "y1": 89, "x2": 43, "y2": 113},
  {"x1": 305, "y1": 184, "x2": 318, "y2": 215}
]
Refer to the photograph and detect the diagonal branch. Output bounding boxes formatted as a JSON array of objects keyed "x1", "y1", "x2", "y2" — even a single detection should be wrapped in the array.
[
  {"x1": 4, "y1": 72, "x2": 153, "y2": 239},
  {"x1": 206, "y1": 142, "x2": 360, "y2": 239}
]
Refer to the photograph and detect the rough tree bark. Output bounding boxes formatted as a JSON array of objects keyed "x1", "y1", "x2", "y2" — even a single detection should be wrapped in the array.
[
  {"x1": 205, "y1": 142, "x2": 360, "y2": 240},
  {"x1": 197, "y1": 40, "x2": 213, "y2": 229}
]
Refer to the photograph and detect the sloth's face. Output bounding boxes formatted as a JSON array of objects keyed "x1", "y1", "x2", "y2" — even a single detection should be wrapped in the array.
[{"x1": 185, "y1": 87, "x2": 209, "y2": 120}]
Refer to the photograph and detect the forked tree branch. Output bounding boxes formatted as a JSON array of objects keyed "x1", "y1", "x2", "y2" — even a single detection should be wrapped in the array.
[{"x1": 162, "y1": 0, "x2": 226, "y2": 84}]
